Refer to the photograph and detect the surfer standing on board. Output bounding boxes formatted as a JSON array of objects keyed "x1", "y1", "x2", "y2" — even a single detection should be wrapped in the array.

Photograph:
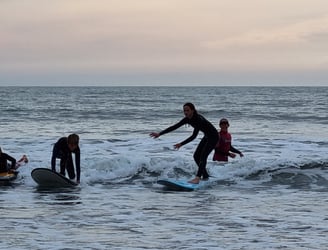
[
  {"x1": 150, "y1": 102, "x2": 218, "y2": 184},
  {"x1": 51, "y1": 134, "x2": 81, "y2": 184}
]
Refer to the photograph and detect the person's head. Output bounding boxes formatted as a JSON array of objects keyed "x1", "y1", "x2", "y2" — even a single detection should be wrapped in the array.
[
  {"x1": 183, "y1": 102, "x2": 197, "y2": 119},
  {"x1": 219, "y1": 118, "x2": 229, "y2": 130},
  {"x1": 67, "y1": 134, "x2": 79, "y2": 151}
]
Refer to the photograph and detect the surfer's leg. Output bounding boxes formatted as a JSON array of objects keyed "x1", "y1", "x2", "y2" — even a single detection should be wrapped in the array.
[
  {"x1": 15, "y1": 155, "x2": 28, "y2": 169},
  {"x1": 190, "y1": 138, "x2": 207, "y2": 183},
  {"x1": 197, "y1": 149, "x2": 210, "y2": 179},
  {"x1": 60, "y1": 158, "x2": 66, "y2": 176},
  {"x1": 66, "y1": 164, "x2": 75, "y2": 180},
  {"x1": 17, "y1": 155, "x2": 28, "y2": 163},
  {"x1": 196, "y1": 140, "x2": 210, "y2": 179},
  {"x1": 197, "y1": 138, "x2": 217, "y2": 180},
  {"x1": 66, "y1": 155, "x2": 76, "y2": 180},
  {"x1": 193, "y1": 138, "x2": 206, "y2": 167}
]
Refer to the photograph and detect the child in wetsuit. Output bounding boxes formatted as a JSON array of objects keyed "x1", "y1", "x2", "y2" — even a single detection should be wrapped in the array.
[{"x1": 213, "y1": 118, "x2": 243, "y2": 162}]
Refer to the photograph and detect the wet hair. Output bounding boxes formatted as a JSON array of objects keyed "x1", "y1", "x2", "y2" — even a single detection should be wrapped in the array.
[
  {"x1": 183, "y1": 102, "x2": 198, "y2": 115},
  {"x1": 67, "y1": 134, "x2": 79, "y2": 145}
]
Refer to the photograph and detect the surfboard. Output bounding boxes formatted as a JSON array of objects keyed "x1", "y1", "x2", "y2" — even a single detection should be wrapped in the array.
[
  {"x1": 0, "y1": 171, "x2": 19, "y2": 183},
  {"x1": 157, "y1": 178, "x2": 205, "y2": 191},
  {"x1": 31, "y1": 168, "x2": 78, "y2": 187}
]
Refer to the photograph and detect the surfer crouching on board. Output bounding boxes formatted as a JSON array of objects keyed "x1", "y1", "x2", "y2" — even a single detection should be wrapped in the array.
[
  {"x1": 51, "y1": 134, "x2": 81, "y2": 184},
  {"x1": 150, "y1": 102, "x2": 218, "y2": 184}
]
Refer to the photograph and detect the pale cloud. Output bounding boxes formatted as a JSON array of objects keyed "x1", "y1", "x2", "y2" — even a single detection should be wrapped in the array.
[
  {"x1": 0, "y1": 0, "x2": 327, "y2": 85},
  {"x1": 202, "y1": 14, "x2": 328, "y2": 70},
  {"x1": 204, "y1": 15, "x2": 328, "y2": 48}
]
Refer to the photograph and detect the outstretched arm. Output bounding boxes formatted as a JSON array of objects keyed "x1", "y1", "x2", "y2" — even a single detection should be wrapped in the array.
[
  {"x1": 179, "y1": 128, "x2": 199, "y2": 146},
  {"x1": 149, "y1": 132, "x2": 160, "y2": 138},
  {"x1": 230, "y1": 145, "x2": 243, "y2": 157},
  {"x1": 150, "y1": 118, "x2": 187, "y2": 139}
]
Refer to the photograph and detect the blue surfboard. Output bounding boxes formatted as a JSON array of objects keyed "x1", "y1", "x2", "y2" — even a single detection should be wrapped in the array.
[{"x1": 157, "y1": 178, "x2": 205, "y2": 191}]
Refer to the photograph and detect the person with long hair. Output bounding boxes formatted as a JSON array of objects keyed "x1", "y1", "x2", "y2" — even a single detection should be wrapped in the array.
[{"x1": 150, "y1": 103, "x2": 218, "y2": 184}]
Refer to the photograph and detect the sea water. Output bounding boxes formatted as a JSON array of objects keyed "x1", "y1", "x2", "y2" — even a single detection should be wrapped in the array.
[{"x1": 0, "y1": 86, "x2": 327, "y2": 249}]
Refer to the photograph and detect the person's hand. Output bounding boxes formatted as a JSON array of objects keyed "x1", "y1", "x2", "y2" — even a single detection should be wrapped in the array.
[
  {"x1": 174, "y1": 143, "x2": 182, "y2": 150},
  {"x1": 229, "y1": 152, "x2": 236, "y2": 158},
  {"x1": 149, "y1": 132, "x2": 160, "y2": 138},
  {"x1": 240, "y1": 152, "x2": 244, "y2": 157}
]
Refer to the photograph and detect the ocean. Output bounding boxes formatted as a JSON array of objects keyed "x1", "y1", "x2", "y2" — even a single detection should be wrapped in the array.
[{"x1": 0, "y1": 86, "x2": 327, "y2": 249}]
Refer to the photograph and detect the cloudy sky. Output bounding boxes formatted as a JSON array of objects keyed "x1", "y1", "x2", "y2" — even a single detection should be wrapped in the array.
[{"x1": 1, "y1": 0, "x2": 328, "y2": 86}]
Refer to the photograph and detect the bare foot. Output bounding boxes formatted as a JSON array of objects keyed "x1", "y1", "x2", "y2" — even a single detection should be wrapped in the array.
[
  {"x1": 18, "y1": 155, "x2": 28, "y2": 163},
  {"x1": 188, "y1": 177, "x2": 200, "y2": 184},
  {"x1": 22, "y1": 155, "x2": 28, "y2": 163}
]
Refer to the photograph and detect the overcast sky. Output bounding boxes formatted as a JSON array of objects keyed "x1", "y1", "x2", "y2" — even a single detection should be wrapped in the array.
[{"x1": 1, "y1": 0, "x2": 328, "y2": 86}]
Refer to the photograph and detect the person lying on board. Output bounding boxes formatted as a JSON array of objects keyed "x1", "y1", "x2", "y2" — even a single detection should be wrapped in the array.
[
  {"x1": 0, "y1": 147, "x2": 28, "y2": 173},
  {"x1": 150, "y1": 102, "x2": 218, "y2": 184},
  {"x1": 213, "y1": 118, "x2": 243, "y2": 162},
  {"x1": 51, "y1": 134, "x2": 80, "y2": 184}
]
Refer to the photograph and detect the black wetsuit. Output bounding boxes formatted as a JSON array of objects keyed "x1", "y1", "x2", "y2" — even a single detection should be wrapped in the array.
[
  {"x1": 51, "y1": 137, "x2": 81, "y2": 182},
  {"x1": 0, "y1": 153, "x2": 16, "y2": 173},
  {"x1": 159, "y1": 113, "x2": 218, "y2": 179}
]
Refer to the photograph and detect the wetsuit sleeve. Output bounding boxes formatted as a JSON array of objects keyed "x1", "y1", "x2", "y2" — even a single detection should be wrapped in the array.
[
  {"x1": 51, "y1": 143, "x2": 59, "y2": 171},
  {"x1": 159, "y1": 118, "x2": 187, "y2": 136},
  {"x1": 180, "y1": 128, "x2": 199, "y2": 146},
  {"x1": 230, "y1": 145, "x2": 242, "y2": 155},
  {"x1": 5, "y1": 153, "x2": 16, "y2": 169},
  {"x1": 75, "y1": 147, "x2": 81, "y2": 182}
]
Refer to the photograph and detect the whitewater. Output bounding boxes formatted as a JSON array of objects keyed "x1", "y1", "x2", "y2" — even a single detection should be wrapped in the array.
[{"x1": 0, "y1": 86, "x2": 327, "y2": 249}]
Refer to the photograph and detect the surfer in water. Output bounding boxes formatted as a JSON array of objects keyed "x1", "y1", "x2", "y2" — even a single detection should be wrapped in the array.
[
  {"x1": 0, "y1": 147, "x2": 28, "y2": 172},
  {"x1": 150, "y1": 102, "x2": 218, "y2": 184},
  {"x1": 51, "y1": 134, "x2": 81, "y2": 184},
  {"x1": 213, "y1": 118, "x2": 243, "y2": 162}
]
